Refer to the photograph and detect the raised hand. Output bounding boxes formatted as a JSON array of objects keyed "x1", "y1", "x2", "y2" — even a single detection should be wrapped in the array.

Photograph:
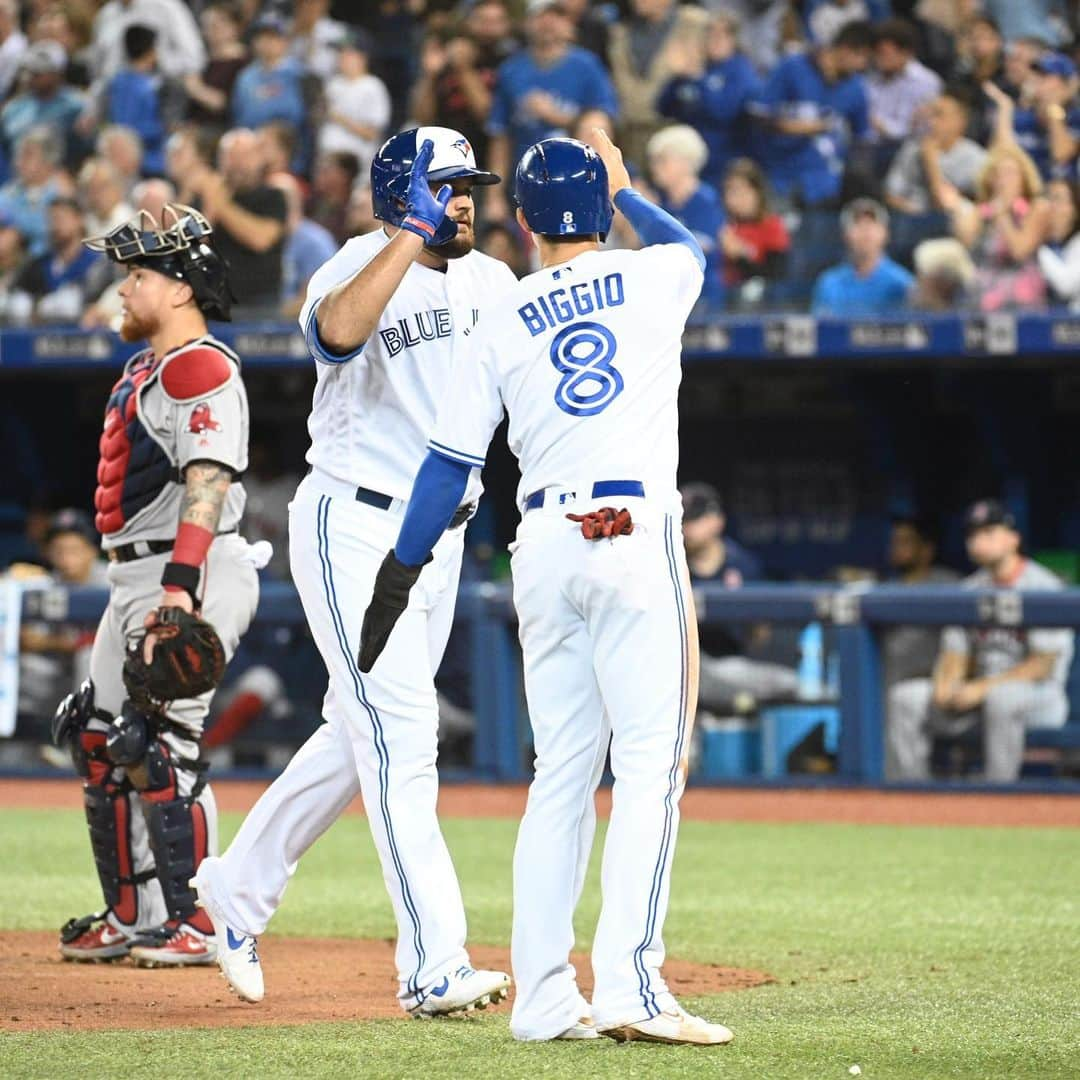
[{"x1": 400, "y1": 139, "x2": 453, "y2": 246}]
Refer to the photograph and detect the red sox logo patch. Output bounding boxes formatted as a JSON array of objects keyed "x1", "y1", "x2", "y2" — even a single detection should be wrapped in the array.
[{"x1": 188, "y1": 402, "x2": 221, "y2": 435}]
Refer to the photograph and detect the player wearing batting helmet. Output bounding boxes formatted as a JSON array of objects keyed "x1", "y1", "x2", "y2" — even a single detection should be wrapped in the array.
[{"x1": 51, "y1": 206, "x2": 268, "y2": 967}]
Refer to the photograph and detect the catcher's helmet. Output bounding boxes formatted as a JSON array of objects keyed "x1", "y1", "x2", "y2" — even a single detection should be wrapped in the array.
[
  {"x1": 370, "y1": 126, "x2": 500, "y2": 240},
  {"x1": 84, "y1": 204, "x2": 233, "y2": 321},
  {"x1": 515, "y1": 138, "x2": 613, "y2": 239}
]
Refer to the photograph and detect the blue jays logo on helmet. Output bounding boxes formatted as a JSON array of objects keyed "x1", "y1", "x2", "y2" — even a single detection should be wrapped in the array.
[
  {"x1": 514, "y1": 138, "x2": 614, "y2": 240},
  {"x1": 370, "y1": 127, "x2": 500, "y2": 239}
]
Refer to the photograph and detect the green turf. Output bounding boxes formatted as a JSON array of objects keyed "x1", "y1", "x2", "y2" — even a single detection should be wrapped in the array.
[{"x1": 1, "y1": 806, "x2": 1077, "y2": 1079}]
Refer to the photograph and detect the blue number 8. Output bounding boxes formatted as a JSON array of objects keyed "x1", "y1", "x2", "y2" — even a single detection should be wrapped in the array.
[{"x1": 549, "y1": 322, "x2": 623, "y2": 417}]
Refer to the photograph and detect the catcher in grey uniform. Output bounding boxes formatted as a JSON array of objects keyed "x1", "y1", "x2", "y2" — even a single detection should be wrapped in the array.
[
  {"x1": 887, "y1": 499, "x2": 1074, "y2": 783},
  {"x1": 51, "y1": 206, "x2": 265, "y2": 966}
]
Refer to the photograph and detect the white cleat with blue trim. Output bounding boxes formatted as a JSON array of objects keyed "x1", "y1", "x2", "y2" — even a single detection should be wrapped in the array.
[
  {"x1": 409, "y1": 965, "x2": 511, "y2": 1018},
  {"x1": 599, "y1": 1003, "x2": 734, "y2": 1046},
  {"x1": 189, "y1": 873, "x2": 264, "y2": 1003}
]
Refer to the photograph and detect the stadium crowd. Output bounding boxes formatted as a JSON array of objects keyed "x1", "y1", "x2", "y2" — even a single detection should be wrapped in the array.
[{"x1": 0, "y1": 0, "x2": 1076, "y2": 320}]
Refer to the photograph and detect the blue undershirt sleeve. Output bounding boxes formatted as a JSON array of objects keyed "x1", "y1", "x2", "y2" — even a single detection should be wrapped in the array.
[
  {"x1": 394, "y1": 451, "x2": 472, "y2": 567},
  {"x1": 613, "y1": 189, "x2": 706, "y2": 271}
]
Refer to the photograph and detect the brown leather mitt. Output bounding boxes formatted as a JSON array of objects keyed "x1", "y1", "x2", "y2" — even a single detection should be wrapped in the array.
[{"x1": 566, "y1": 507, "x2": 635, "y2": 540}]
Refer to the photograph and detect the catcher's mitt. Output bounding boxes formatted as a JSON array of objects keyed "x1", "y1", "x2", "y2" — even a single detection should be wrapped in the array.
[
  {"x1": 566, "y1": 507, "x2": 635, "y2": 540},
  {"x1": 123, "y1": 606, "x2": 226, "y2": 709}
]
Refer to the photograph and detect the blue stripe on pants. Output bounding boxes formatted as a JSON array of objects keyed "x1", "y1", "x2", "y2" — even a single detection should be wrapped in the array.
[
  {"x1": 632, "y1": 514, "x2": 690, "y2": 1016},
  {"x1": 315, "y1": 494, "x2": 427, "y2": 997}
]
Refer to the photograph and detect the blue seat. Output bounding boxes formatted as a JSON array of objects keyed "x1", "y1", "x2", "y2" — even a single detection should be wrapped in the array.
[{"x1": 759, "y1": 704, "x2": 840, "y2": 778}]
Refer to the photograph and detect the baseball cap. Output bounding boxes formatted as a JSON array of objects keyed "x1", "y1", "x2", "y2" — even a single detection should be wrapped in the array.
[
  {"x1": 964, "y1": 498, "x2": 1018, "y2": 536},
  {"x1": 44, "y1": 508, "x2": 98, "y2": 546},
  {"x1": 840, "y1": 196, "x2": 889, "y2": 230},
  {"x1": 250, "y1": 13, "x2": 289, "y2": 36},
  {"x1": 417, "y1": 126, "x2": 500, "y2": 185},
  {"x1": 527, "y1": 0, "x2": 569, "y2": 14},
  {"x1": 1034, "y1": 52, "x2": 1077, "y2": 79},
  {"x1": 681, "y1": 483, "x2": 723, "y2": 522},
  {"x1": 22, "y1": 40, "x2": 67, "y2": 75},
  {"x1": 332, "y1": 28, "x2": 373, "y2": 54}
]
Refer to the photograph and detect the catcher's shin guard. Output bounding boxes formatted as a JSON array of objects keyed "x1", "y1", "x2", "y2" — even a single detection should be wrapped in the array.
[
  {"x1": 138, "y1": 741, "x2": 210, "y2": 921},
  {"x1": 79, "y1": 772, "x2": 150, "y2": 926}
]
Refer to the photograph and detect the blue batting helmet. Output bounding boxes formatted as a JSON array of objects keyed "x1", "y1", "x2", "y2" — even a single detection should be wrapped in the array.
[
  {"x1": 514, "y1": 138, "x2": 613, "y2": 239},
  {"x1": 371, "y1": 126, "x2": 500, "y2": 232}
]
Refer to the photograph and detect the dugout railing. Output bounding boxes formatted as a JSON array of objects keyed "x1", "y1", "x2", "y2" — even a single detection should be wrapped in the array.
[{"x1": 12, "y1": 582, "x2": 1080, "y2": 791}]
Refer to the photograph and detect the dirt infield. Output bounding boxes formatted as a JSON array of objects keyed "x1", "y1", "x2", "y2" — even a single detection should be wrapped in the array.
[
  {"x1": 0, "y1": 932, "x2": 770, "y2": 1033},
  {"x1": 3, "y1": 778, "x2": 1079, "y2": 827}
]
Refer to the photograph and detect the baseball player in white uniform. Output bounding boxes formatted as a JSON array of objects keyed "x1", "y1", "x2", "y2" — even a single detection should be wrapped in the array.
[
  {"x1": 193, "y1": 128, "x2": 517, "y2": 1014},
  {"x1": 359, "y1": 132, "x2": 733, "y2": 1046}
]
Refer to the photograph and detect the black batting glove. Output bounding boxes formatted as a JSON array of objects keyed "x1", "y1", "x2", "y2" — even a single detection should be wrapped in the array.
[{"x1": 358, "y1": 550, "x2": 430, "y2": 672}]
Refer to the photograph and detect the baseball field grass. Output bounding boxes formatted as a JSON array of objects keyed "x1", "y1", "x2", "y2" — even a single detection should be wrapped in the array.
[{"x1": 1, "y1": 800, "x2": 1077, "y2": 1079}]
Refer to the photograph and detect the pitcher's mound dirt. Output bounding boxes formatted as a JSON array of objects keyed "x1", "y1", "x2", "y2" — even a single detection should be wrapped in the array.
[{"x1": 0, "y1": 932, "x2": 771, "y2": 1032}]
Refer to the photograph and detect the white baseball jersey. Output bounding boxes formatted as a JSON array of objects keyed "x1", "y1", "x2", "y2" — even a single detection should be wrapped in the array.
[
  {"x1": 298, "y1": 227, "x2": 517, "y2": 502},
  {"x1": 428, "y1": 243, "x2": 703, "y2": 509}
]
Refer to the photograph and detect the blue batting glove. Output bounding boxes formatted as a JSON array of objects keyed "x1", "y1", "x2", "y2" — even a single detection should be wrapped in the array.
[{"x1": 400, "y1": 139, "x2": 454, "y2": 246}]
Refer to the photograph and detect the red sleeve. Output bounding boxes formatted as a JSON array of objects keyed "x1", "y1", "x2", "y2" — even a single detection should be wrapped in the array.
[
  {"x1": 763, "y1": 215, "x2": 790, "y2": 253},
  {"x1": 160, "y1": 346, "x2": 234, "y2": 401}
]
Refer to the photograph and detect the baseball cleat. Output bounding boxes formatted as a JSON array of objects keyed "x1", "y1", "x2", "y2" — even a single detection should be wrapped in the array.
[
  {"x1": 555, "y1": 1016, "x2": 600, "y2": 1040},
  {"x1": 409, "y1": 965, "x2": 511, "y2": 1018},
  {"x1": 59, "y1": 914, "x2": 139, "y2": 962},
  {"x1": 128, "y1": 921, "x2": 217, "y2": 968},
  {"x1": 188, "y1": 872, "x2": 265, "y2": 1002},
  {"x1": 599, "y1": 1004, "x2": 734, "y2": 1046}
]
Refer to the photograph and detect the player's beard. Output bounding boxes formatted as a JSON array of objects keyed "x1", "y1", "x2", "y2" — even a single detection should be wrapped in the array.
[
  {"x1": 119, "y1": 307, "x2": 160, "y2": 343},
  {"x1": 438, "y1": 220, "x2": 474, "y2": 259}
]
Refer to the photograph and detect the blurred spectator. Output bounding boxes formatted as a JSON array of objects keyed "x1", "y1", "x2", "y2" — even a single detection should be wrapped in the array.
[
  {"x1": 646, "y1": 124, "x2": 724, "y2": 307},
  {"x1": 7, "y1": 195, "x2": 109, "y2": 323},
  {"x1": 909, "y1": 236, "x2": 976, "y2": 310},
  {"x1": 887, "y1": 499, "x2": 1074, "y2": 783},
  {"x1": 410, "y1": 0, "x2": 516, "y2": 166},
  {"x1": 952, "y1": 14, "x2": 1007, "y2": 143},
  {"x1": 184, "y1": 1, "x2": 248, "y2": 133},
  {"x1": 99, "y1": 24, "x2": 183, "y2": 177},
  {"x1": 559, "y1": 0, "x2": 613, "y2": 66},
  {"x1": 318, "y1": 30, "x2": 390, "y2": 179},
  {"x1": 880, "y1": 515, "x2": 960, "y2": 690},
  {"x1": 257, "y1": 120, "x2": 302, "y2": 189},
  {"x1": 981, "y1": 0, "x2": 1068, "y2": 48},
  {"x1": 231, "y1": 14, "x2": 309, "y2": 168},
  {"x1": 0, "y1": 0, "x2": 27, "y2": 101},
  {"x1": 866, "y1": 19, "x2": 942, "y2": 150},
  {"x1": 681, "y1": 482, "x2": 798, "y2": 714},
  {"x1": 950, "y1": 142, "x2": 1050, "y2": 311},
  {"x1": 165, "y1": 123, "x2": 216, "y2": 206},
  {"x1": 344, "y1": 181, "x2": 377, "y2": 238},
  {"x1": 195, "y1": 127, "x2": 287, "y2": 317},
  {"x1": 14, "y1": 509, "x2": 105, "y2": 737},
  {"x1": 720, "y1": 158, "x2": 789, "y2": 296},
  {"x1": 485, "y1": 0, "x2": 617, "y2": 222},
  {"x1": 1009, "y1": 52, "x2": 1080, "y2": 181},
  {"x1": 1037, "y1": 177, "x2": 1080, "y2": 307},
  {"x1": 308, "y1": 149, "x2": 359, "y2": 245},
  {"x1": 0, "y1": 219, "x2": 27, "y2": 321},
  {"x1": 606, "y1": 0, "x2": 709, "y2": 168},
  {"x1": 0, "y1": 125, "x2": 72, "y2": 257},
  {"x1": 1000, "y1": 36, "x2": 1045, "y2": 102},
  {"x1": 34, "y1": 2, "x2": 94, "y2": 89},
  {"x1": 478, "y1": 220, "x2": 526, "y2": 277},
  {"x1": 884, "y1": 86, "x2": 987, "y2": 214},
  {"x1": 91, "y1": 0, "x2": 205, "y2": 81},
  {"x1": 812, "y1": 197, "x2": 913, "y2": 314},
  {"x1": 750, "y1": 20, "x2": 872, "y2": 208},
  {"x1": 810, "y1": 0, "x2": 870, "y2": 47},
  {"x1": 1, "y1": 41, "x2": 84, "y2": 160},
  {"x1": 268, "y1": 172, "x2": 337, "y2": 321},
  {"x1": 290, "y1": 0, "x2": 348, "y2": 83},
  {"x1": 240, "y1": 436, "x2": 301, "y2": 581},
  {"x1": 656, "y1": 11, "x2": 761, "y2": 189},
  {"x1": 95, "y1": 124, "x2": 142, "y2": 196},
  {"x1": 710, "y1": 0, "x2": 796, "y2": 75},
  {"x1": 77, "y1": 157, "x2": 133, "y2": 235},
  {"x1": 80, "y1": 175, "x2": 175, "y2": 329}
]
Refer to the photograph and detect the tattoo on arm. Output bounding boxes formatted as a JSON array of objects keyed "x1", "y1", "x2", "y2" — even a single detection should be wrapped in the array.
[{"x1": 180, "y1": 460, "x2": 232, "y2": 533}]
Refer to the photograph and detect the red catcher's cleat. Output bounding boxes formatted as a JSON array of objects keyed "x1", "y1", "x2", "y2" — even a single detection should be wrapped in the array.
[
  {"x1": 128, "y1": 921, "x2": 217, "y2": 968},
  {"x1": 59, "y1": 914, "x2": 138, "y2": 962}
]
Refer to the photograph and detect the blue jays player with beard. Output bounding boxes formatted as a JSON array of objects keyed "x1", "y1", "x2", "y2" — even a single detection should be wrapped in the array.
[
  {"x1": 192, "y1": 128, "x2": 516, "y2": 1015},
  {"x1": 360, "y1": 131, "x2": 734, "y2": 1046}
]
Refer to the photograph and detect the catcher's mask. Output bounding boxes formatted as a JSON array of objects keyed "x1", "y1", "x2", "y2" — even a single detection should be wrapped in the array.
[{"x1": 84, "y1": 204, "x2": 234, "y2": 322}]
